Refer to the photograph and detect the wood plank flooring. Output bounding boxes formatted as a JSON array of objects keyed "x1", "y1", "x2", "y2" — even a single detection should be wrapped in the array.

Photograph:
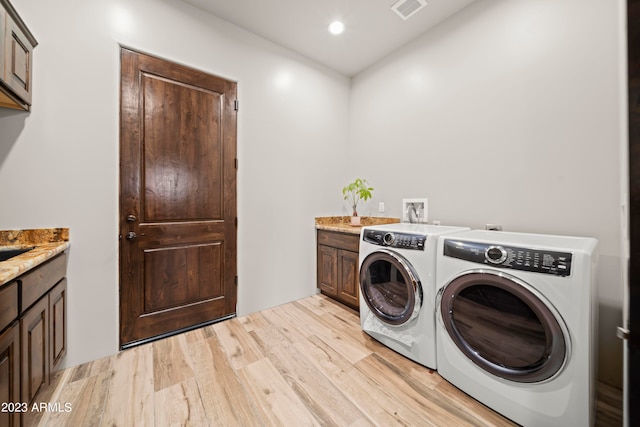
[{"x1": 26, "y1": 294, "x2": 622, "y2": 426}]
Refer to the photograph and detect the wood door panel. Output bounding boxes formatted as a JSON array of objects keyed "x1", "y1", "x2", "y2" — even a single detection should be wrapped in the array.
[
  {"x1": 143, "y1": 242, "x2": 223, "y2": 312},
  {"x1": 49, "y1": 279, "x2": 67, "y2": 374},
  {"x1": 338, "y1": 249, "x2": 359, "y2": 308},
  {"x1": 142, "y1": 73, "x2": 223, "y2": 222},
  {"x1": 0, "y1": 323, "x2": 20, "y2": 427},
  {"x1": 120, "y1": 48, "x2": 237, "y2": 347},
  {"x1": 21, "y1": 297, "x2": 48, "y2": 404},
  {"x1": 317, "y1": 245, "x2": 337, "y2": 297},
  {"x1": 4, "y1": 14, "x2": 33, "y2": 104},
  {"x1": 138, "y1": 223, "x2": 225, "y2": 245}
]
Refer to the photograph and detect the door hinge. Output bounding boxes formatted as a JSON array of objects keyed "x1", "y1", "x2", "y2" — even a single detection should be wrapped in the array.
[
  {"x1": 235, "y1": 217, "x2": 238, "y2": 227},
  {"x1": 235, "y1": 275, "x2": 238, "y2": 286},
  {"x1": 234, "y1": 158, "x2": 238, "y2": 169},
  {"x1": 234, "y1": 99, "x2": 239, "y2": 111}
]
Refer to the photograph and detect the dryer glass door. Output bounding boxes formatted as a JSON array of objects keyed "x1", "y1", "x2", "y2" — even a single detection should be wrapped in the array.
[
  {"x1": 360, "y1": 250, "x2": 422, "y2": 326},
  {"x1": 440, "y1": 271, "x2": 567, "y2": 383}
]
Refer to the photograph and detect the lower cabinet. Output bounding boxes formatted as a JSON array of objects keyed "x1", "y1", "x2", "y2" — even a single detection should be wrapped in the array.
[
  {"x1": 0, "y1": 252, "x2": 67, "y2": 426},
  {"x1": 0, "y1": 322, "x2": 20, "y2": 427},
  {"x1": 21, "y1": 296, "x2": 49, "y2": 404},
  {"x1": 317, "y1": 230, "x2": 360, "y2": 309},
  {"x1": 49, "y1": 279, "x2": 67, "y2": 375}
]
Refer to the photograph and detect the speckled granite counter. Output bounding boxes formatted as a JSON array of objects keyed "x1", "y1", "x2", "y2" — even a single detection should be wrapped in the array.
[
  {"x1": 315, "y1": 216, "x2": 401, "y2": 235},
  {"x1": 0, "y1": 228, "x2": 70, "y2": 285}
]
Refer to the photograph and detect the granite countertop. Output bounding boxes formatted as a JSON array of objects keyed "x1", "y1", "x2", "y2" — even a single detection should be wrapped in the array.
[
  {"x1": 315, "y1": 216, "x2": 401, "y2": 235},
  {"x1": 0, "y1": 228, "x2": 70, "y2": 286}
]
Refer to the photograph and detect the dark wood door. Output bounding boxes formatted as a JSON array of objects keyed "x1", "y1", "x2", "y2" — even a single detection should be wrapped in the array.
[{"x1": 119, "y1": 48, "x2": 237, "y2": 348}]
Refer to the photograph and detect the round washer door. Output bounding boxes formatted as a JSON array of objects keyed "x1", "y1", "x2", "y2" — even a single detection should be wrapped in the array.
[
  {"x1": 359, "y1": 249, "x2": 422, "y2": 326},
  {"x1": 439, "y1": 270, "x2": 568, "y2": 383}
]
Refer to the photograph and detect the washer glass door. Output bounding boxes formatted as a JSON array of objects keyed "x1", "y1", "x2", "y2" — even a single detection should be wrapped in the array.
[
  {"x1": 440, "y1": 271, "x2": 567, "y2": 383},
  {"x1": 360, "y1": 250, "x2": 422, "y2": 326}
]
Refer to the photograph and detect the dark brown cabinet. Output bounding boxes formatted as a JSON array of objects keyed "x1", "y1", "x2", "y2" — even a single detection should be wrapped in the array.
[
  {"x1": 21, "y1": 295, "x2": 48, "y2": 404},
  {"x1": 0, "y1": 0, "x2": 37, "y2": 111},
  {"x1": 0, "y1": 322, "x2": 20, "y2": 427},
  {"x1": 316, "y1": 230, "x2": 360, "y2": 309},
  {"x1": 19, "y1": 253, "x2": 67, "y2": 405},
  {"x1": 0, "y1": 251, "x2": 67, "y2": 426},
  {"x1": 49, "y1": 279, "x2": 67, "y2": 375}
]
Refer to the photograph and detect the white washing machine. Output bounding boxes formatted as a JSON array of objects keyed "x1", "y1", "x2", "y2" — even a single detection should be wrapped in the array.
[
  {"x1": 435, "y1": 230, "x2": 598, "y2": 427},
  {"x1": 359, "y1": 223, "x2": 469, "y2": 369}
]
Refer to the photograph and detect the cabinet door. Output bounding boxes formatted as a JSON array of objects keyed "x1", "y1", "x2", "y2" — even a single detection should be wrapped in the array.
[
  {"x1": 3, "y1": 12, "x2": 34, "y2": 105},
  {"x1": 317, "y1": 245, "x2": 338, "y2": 297},
  {"x1": 0, "y1": 323, "x2": 20, "y2": 427},
  {"x1": 337, "y1": 250, "x2": 360, "y2": 309},
  {"x1": 21, "y1": 296, "x2": 49, "y2": 404},
  {"x1": 49, "y1": 279, "x2": 67, "y2": 375}
]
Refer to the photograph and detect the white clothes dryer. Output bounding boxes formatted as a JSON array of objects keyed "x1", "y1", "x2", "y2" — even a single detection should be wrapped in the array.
[
  {"x1": 359, "y1": 223, "x2": 469, "y2": 369},
  {"x1": 435, "y1": 230, "x2": 598, "y2": 427}
]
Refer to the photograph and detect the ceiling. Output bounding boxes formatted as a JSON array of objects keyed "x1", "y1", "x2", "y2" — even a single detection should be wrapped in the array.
[{"x1": 181, "y1": 0, "x2": 477, "y2": 76}]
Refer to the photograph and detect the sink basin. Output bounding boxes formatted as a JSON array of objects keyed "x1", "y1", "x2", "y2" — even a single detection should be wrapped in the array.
[{"x1": 0, "y1": 247, "x2": 35, "y2": 262}]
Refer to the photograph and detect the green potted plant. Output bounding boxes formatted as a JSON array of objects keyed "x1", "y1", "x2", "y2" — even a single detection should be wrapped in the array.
[{"x1": 342, "y1": 178, "x2": 374, "y2": 226}]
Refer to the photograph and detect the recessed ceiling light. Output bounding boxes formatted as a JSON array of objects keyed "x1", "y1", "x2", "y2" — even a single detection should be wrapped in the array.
[{"x1": 328, "y1": 21, "x2": 345, "y2": 35}]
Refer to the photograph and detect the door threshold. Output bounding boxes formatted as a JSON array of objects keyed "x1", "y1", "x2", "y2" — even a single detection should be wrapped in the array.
[{"x1": 120, "y1": 313, "x2": 236, "y2": 350}]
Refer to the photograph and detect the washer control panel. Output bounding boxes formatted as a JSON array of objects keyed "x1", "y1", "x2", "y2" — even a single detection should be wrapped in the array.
[
  {"x1": 363, "y1": 229, "x2": 426, "y2": 250},
  {"x1": 443, "y1": 239, "x2": 572, "y2": 276}
]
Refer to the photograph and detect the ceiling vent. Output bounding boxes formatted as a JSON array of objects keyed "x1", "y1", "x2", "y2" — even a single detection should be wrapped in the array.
[{"x1": 391, "y1": 0, "x2": 428, "y2": 21}]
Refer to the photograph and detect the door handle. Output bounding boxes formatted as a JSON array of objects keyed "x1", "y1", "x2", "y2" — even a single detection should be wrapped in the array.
[
  {"x1": 617, "y1": 326, "x2": 630, "y2": 340},
  {"x1": 126, "y1": 214, "x2": 137, "y2": 222},
  {"x1": 126, "y1": 232, "x2": 137, "y2": 241}
]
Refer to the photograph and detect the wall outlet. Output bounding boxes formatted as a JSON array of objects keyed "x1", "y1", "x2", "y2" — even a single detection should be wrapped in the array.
[
  {"x1": 485, "y1": 224, "x2": 503, "y2": 231},
  {"x1": 378, "y1": 202, "x2": 385, "y2": 213}
]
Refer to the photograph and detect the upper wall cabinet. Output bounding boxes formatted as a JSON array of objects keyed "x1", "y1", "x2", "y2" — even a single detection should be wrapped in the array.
[{"x1": 0, "y1": 0, "x2": 37, "y2": 111}]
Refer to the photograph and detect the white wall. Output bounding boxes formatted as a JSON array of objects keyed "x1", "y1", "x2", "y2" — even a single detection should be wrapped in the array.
[
  {"x1": 349, "y1": 0, "x2": 625, "y2": 386},
  {"x1": 0, "y1": 0, "x2": 350, "y2": 367},
  {"x1": 0, "y1": 0, "x2": 626, "y2": 389}
]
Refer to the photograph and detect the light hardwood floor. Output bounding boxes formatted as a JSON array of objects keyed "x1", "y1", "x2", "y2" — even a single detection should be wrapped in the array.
[{"x1": 27, "y1": 294, "x2": 621, "y2": 426}]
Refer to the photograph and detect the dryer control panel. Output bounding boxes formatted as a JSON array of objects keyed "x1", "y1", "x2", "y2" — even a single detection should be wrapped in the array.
[
  {"x1": 443, "y1": 239, "x2": 572, "y2": 276},
  {"x1": 363, "y1": 229, "x2": 426, "y2": 250}
]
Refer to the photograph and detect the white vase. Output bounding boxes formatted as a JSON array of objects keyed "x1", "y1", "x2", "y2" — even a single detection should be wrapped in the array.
[{"x1": 350, "y1": 216, "x2": 361, "y2": 226}]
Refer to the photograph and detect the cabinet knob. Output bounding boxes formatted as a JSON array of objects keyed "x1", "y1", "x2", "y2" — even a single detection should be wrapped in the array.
[{"x1": 125, "y1": 232, "x2": 137, "y2": 241}]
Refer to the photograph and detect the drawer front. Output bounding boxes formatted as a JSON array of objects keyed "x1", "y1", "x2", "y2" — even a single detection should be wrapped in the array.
[
  {"x1": 0, "y1": 281, "x2": 18, "y2": 332},
  {"x1": 21, "y1": 253, "x2": 67, "y2": 312},
  {"x1": 317, "y1": 230, "x2": 359, "y2": 252}
]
